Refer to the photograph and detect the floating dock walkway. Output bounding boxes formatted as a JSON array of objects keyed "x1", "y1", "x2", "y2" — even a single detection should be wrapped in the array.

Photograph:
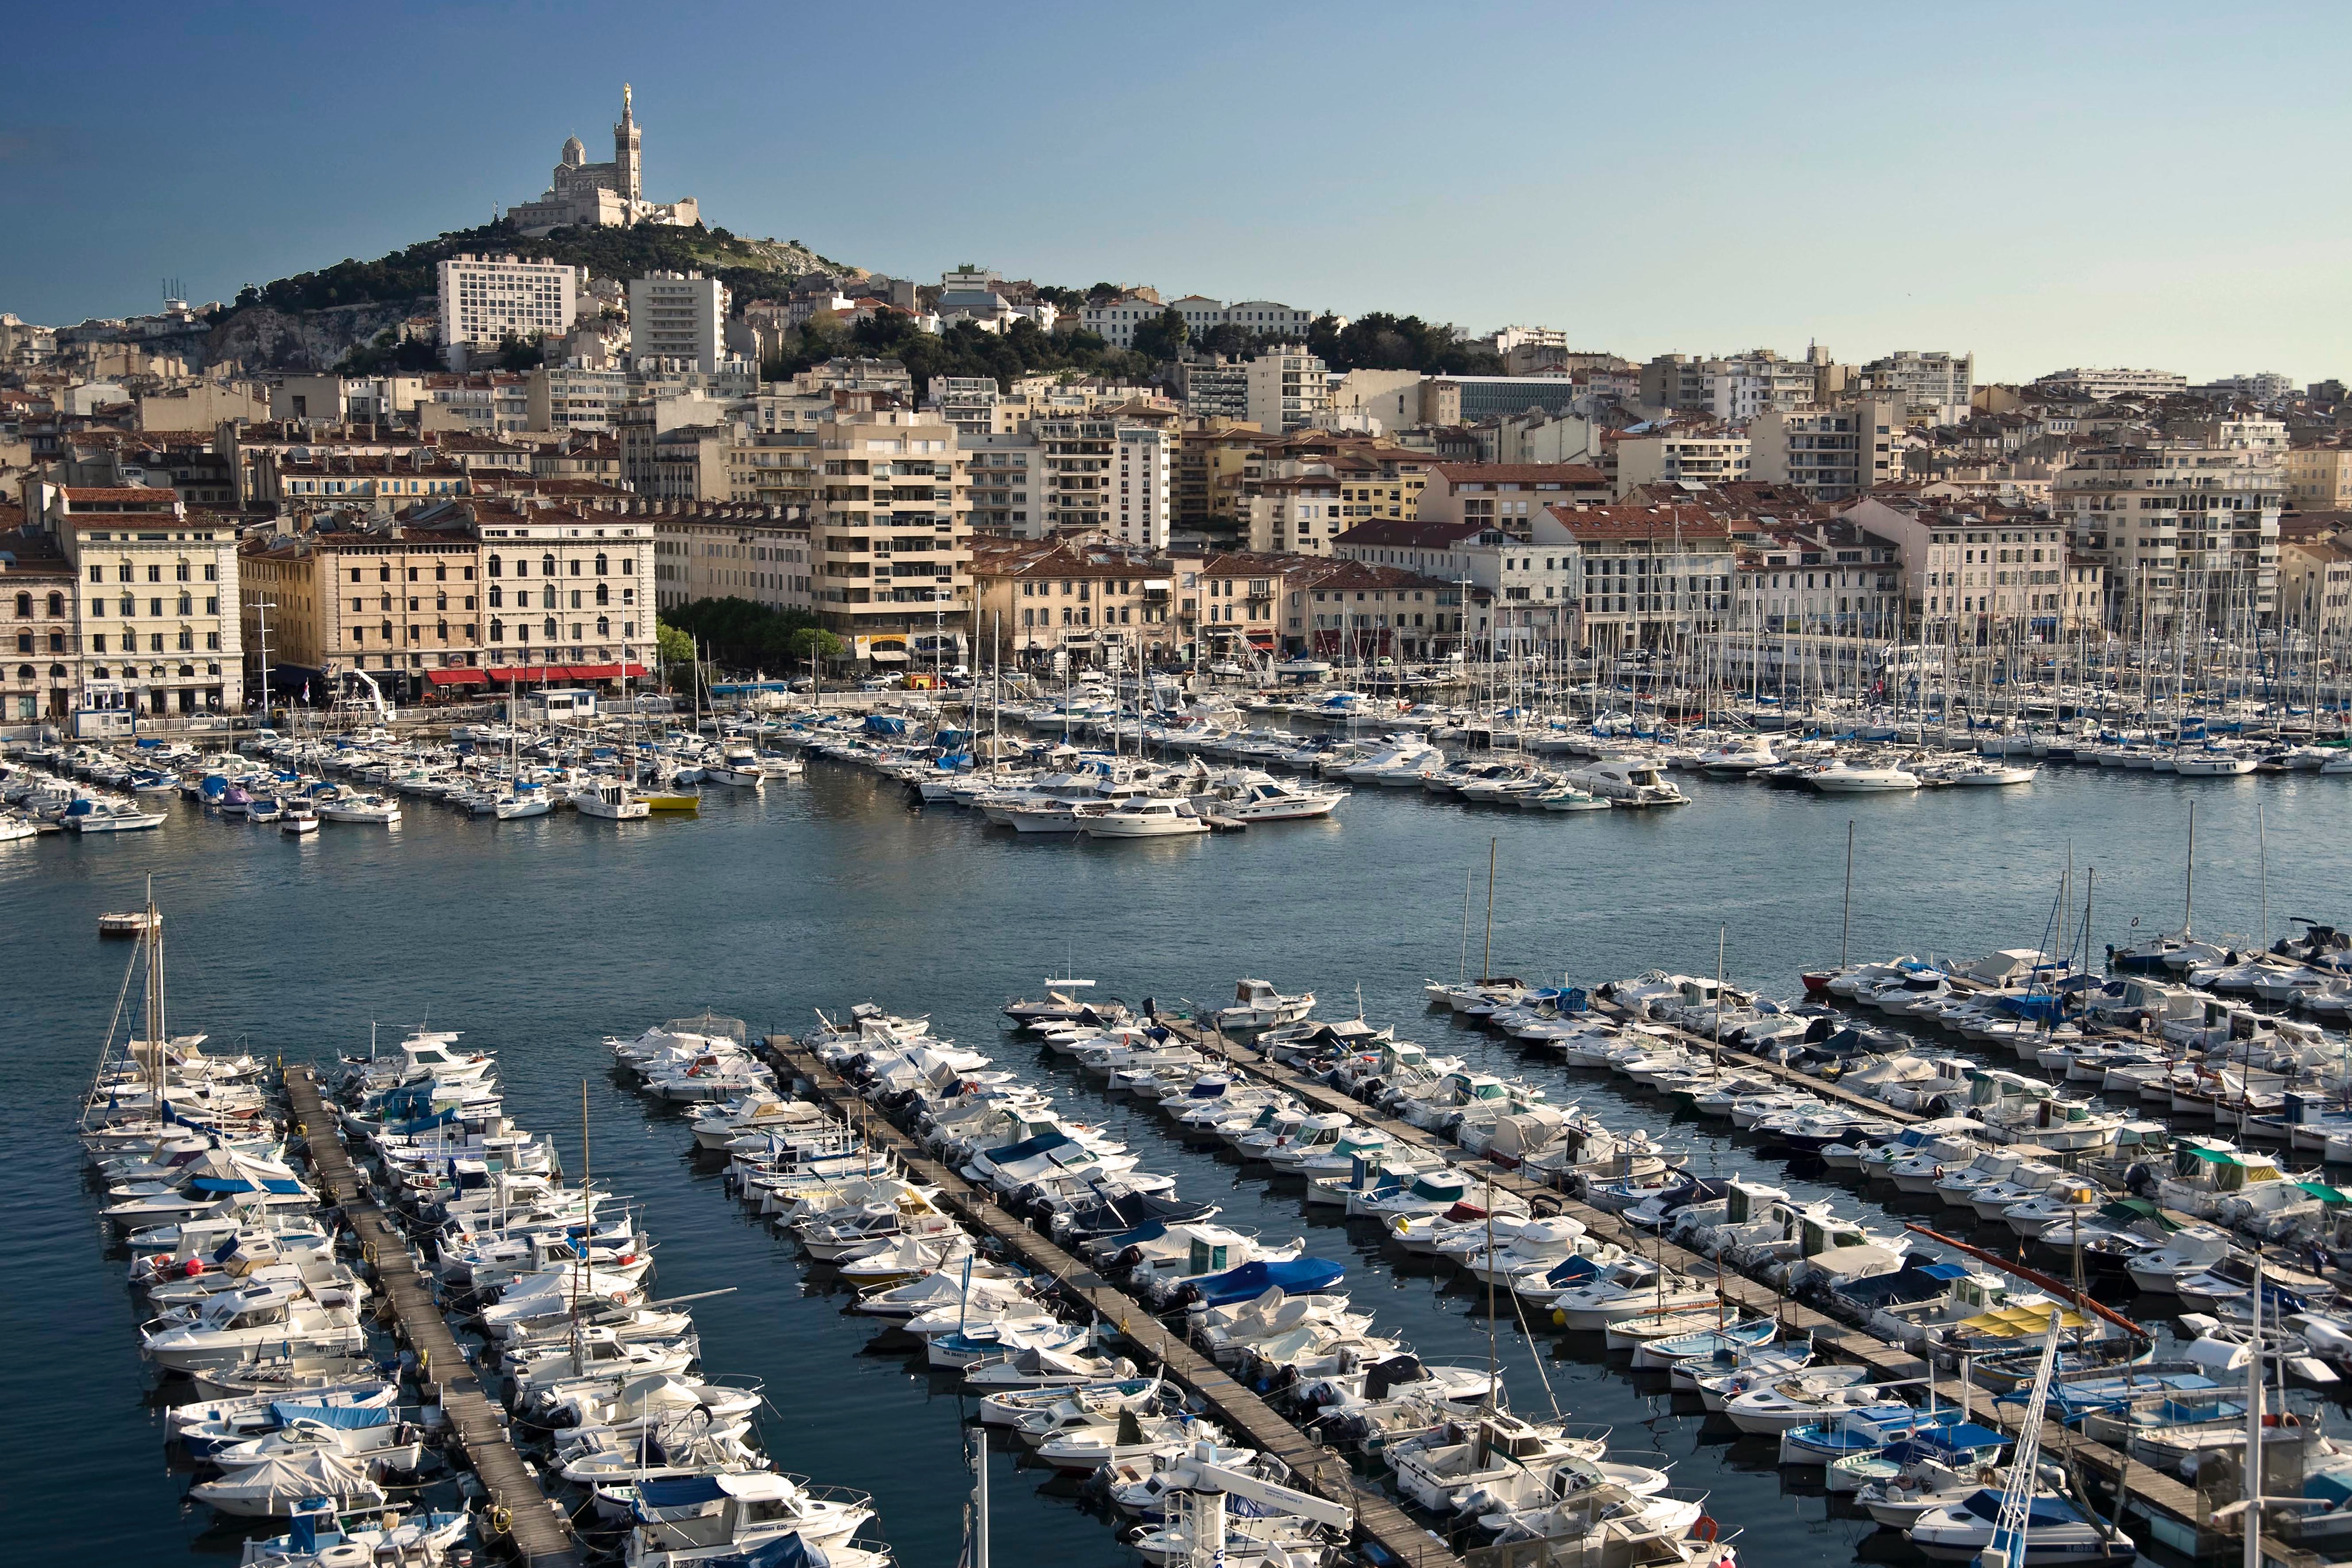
[
  {"x1": 765, "y1": 1036, "x2": 1467, "y2": 1568},
  {"x1": 285, "y1": 1066, "x2": 581, "y2": 1568}
]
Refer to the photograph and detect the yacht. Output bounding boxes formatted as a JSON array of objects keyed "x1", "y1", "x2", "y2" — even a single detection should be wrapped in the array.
[
  {"x1": 1081, "y1": 797, "x2": 1210, "y2": 838},
  {"x1": 1807, "y1": 759, "x2": 1921, "y2": 793},
  {"x1": 320, "y1": 793, "x2": 401, "y2": 824},
  {"x1": 1214, "y1": 776, "x2": 1347, "y2": 821},
  {"x1": 1566, "y1": 757, "x2": 1688, "y2": 807},
  {"x1": 574, "y1": 780, "x2": 651, "y2": 821},
  {"x1": 704, "y1": 744, "x2": 766, "y2": 788}
]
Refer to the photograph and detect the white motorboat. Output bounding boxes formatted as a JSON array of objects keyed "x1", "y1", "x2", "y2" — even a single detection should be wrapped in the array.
[
  {"x1": 1807, "y1": 760, "x2": 1920, "y2": 793},
  {"x1": 1216, "y1": 777, "x2": 1347, "y2": 821},
  {"x1": 1217, "y1": 978, "x2": 1315, "y2": 1032},
  {"x1": 1082, "y1": 797, "x2": 1209, "y2": 837},
  {"x1": 65, "y1": 798, "x2": 168, "y2": 832},
  {"x1": 190, "y1": 1449, "x2": 388, "y2": 1518},
  {"x1": 320, "y1": 793, "x2": 401, "y2": 824},
  {"x1": 1566, "y1": 757, "x2": 1688, "y2": 807},
  {"x1": 574, "y1": 780, "x2": 651, "y2": 820}
]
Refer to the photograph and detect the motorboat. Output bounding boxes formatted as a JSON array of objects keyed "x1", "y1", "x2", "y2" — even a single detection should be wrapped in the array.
[
  {"x1": 574, "y1": 779, "x2": 651, "y2": 820},
  {"x1": 1081, "y1": 797, "x2": 1209, "y2": 838}
]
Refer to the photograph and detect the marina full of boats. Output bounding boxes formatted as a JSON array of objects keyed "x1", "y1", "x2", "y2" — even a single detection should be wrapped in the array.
[
  {"x1": 17, "y1": 653, "x2": 2352, "y2": 851},
  {"x1": 79, "y1": 897, "x2": 893, "y2": 1568},
  {"x1": 575, "y1": 948, "x2": 2352, "y2": 1568}
]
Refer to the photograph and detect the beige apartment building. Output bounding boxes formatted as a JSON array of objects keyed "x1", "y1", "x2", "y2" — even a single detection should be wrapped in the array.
[
  {"x1": 3, "y1": 531, "x2": 77, "y2": 720},
  {"x1": 2056, "y1": 421, "x2": 2283, "y2": 629},
  {"x1": 26, "y1": 482, "x2": 244, "y2": 716},
  {"x1": 2286, "y1": 442, "x2": 2352, "y2": 511},
  {"x1": 810, "y1": 408, "x2": 971, "y2": 661},
  {"x1": 2279, "y1": 538, "x2": 2352, "y2": 635},
  {"x1": 966, "y1": 537, "x2": 1174, "y2": 665},
  {"x1": 651, "y1": 505, "x2": 814, "y2": 616},
  {"x1": 1612, "y1": 428, "x2": 1751, "y2": 497},
  {"x1": 401, "y1": 497, "x2": 655, "y2": 685},
  {"x1": 239, "y1": 528, "x2": 486, "y2": 701}
]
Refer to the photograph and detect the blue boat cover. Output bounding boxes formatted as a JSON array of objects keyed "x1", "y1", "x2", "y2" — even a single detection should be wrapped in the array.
[
  {"x1": 189, "y1": 1176, "x2": 305, "y2": 1195},
  {"x1": 1191, "y1": 1257, "x2": 1345, "y2": 1306},
  {"x1": 271, "y1": 1402, "x2": 393, "y2": 1429},
  {"x1": 635, "y1": 1475, "x2": 730, "y2": 1508},
  {"x1": 710, "y1": 1534, "x2": 830, "y2": 1568},
  {"x1": 978, "y1": 1132, "x2": 1076, "y2": 1165}
]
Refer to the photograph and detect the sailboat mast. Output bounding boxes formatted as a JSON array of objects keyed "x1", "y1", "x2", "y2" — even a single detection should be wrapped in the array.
[
  {"x1": 1841, "y1": 819, "x2": 1855, "y2": 972},
  {"x1": 1482, "y1": 836, "x2": 1497, "y2": 983}
]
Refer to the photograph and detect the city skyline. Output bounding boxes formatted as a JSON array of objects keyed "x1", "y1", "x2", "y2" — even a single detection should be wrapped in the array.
[{"x1": 0, "y1": 0, "x2": 2345, "y2": 382}]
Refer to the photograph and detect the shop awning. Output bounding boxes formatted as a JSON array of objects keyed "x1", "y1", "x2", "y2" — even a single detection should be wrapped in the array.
[
  {"x1": 485, "y1": 663, "x2": 648, "y2": 683},
  {"x1": 423, "y1": 669, "x2": 489, "y2": 687},
  {"x1": 865, "y1": 649, "x2": 908, "y2": 663},
  {"x1": 1245, "y1": 630, "x2": 1275, "y2": 650}
]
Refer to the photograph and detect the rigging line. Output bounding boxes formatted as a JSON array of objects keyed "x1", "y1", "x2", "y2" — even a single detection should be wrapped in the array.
[
  {"x1": 83, "y1": 934, "x2": 148, "y2": 1129},
  {"x1": 1505, "y1": 1260, "x2": 1564, "y2": 1424}
]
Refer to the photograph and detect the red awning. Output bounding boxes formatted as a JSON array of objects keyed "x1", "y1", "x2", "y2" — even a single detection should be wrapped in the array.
[
  {"x1": 485, "y1": 663, "x2": 648, "y2": 683},
  {"x1": 423, "y1": 668, "x2": 489, "y2": 686},
  {"x1": 1245, "y1": 630, "x2": 1276, "y2": 650}
]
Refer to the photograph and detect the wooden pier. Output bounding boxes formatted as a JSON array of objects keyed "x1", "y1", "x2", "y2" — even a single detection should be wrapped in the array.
[
  {"x1": 285, "y1": 1067, "x2": 580, "y2": 1568},
  {"x1": 764, "y1": 1037, "x2": 1466, "y2": 1568}
]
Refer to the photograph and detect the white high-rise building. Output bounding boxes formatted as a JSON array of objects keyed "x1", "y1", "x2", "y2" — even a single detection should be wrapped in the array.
[
  {"x1": 436, "y1": 254, "x2": 581, "y2": 370},
  {"x1": 1246, "y1": 345, "x2": 1330, "y2": 433},
  {"x1": 628, "y1": 270, "x2": 729, "y2": 374}
]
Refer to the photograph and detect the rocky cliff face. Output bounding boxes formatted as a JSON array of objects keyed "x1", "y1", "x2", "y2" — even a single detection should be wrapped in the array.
[{"x1": 204, "y1": 301, "x2": 425, "y2": 372}]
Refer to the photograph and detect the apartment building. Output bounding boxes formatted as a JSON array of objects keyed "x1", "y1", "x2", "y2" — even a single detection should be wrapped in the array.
[
  {"x1": 258, "y1": 452, "x2": 472, "y2": 514},
  {"x1": 1176, "y1": 358, "x2": 1250, "y2": 422},
  {"x1": 239, "y1": 526, "x2": 485, "y2": 701},
  {"x1": 527, "y1": 362, "x2": 632, "y2": 432},
  {"x1": 25, "y1": 482, "x2": 243, "y2": 716},
  {"x1": 1291, "y1": 560, "x2": 1456, "y2": 661},
  {"x1": 1243, "y1": 474, "x2": 1346, "y2": 556},
  {"x1": 1730, "y1": 520, "x2": 1905, "y2": 638},
  {"x1": 960, "y1": 432, "x2": 1043, "y2": 537},
  {"x1": 2286, "y1": 441, "x2": 2352, "y2": 510},
  {"x1": 2, "y1": 529, "x2": 77, "y2": 720},
  {"x1": 400, "y1": 497, "x2": 654, "y2": 684},
  {"x1": 2033, "y1": 367, "x2": 2190, "y2": 402},
  {"x1": 435, "y1": 254, "x2": 581, "y2": 370},
  {"x1": 1189, "y1": 552, "x2": 1317, "y2": 660},
  {"x1": 628, "y1": 271, "x2": 728, "y2": 373},
  {"x1": 421, "y1": 372, "x2": 534, "y2": 436},
  {"x1": 2055, "y1": 420, "x2": 2284, "y2": 629},
  {"x1": 1415, "y1": 464, "x2": 1609, "y2": 531},
  {"x1": 650, "y1": 505, "x2": 814, "y2": 616},
  {"x1": 1748, "y1": 397, "x2": 1904, "y2": 501},
  {"x1": 1106, "y1": 417, "x2": 1175, "y2": 551},
  {"x1": 1332, "y1": 509, "x2": 1582, "y2": 653},
  {"x1": 1845, "y1": 493, "x2": 2090, "y2": 637},
  {"x1": 1245, "y1": 346, "x2": 1330, "y2": 433},
  {"x1": 1542, "y1": 503, "x2": 1733, "y2": 653},
  {"x1": 1176, "y1": 422, "x2": 1276, "y2": 529},
  {"x1": 1863, "y1": 350, "x2": 1975, "y2": 420},
  {"x1": 2279, "y1": 538, "x2": 2352, "y2": 636},
  {"x1": 966, "y1": 537, "x2": 1174, "y2": 665},
  {"x1": 1611, "y1": 428, "x2": 1751, "y2": 497},
  {"x1": 808, "y1": 408, "x2": 970, "y2": 660}
]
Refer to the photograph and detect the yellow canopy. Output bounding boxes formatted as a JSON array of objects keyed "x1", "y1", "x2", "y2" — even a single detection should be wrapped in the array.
[{"x1": 1957, "y1": 1303, "x2": 2089, "y2": 1337}]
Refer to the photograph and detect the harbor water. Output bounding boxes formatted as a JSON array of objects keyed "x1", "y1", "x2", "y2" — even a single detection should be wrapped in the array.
[{"x1": 9, "y1": 761, "x2": 2352, "y2": 1566}]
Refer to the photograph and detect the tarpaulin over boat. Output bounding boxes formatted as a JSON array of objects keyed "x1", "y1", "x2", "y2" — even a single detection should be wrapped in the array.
[
  {"x1": 1956, "y1": 1303, "x2": 2090, "y2": 1337},
  {"x1": 190, "y1": 1176, "x2": 307, "y2": 1195},
  {"x1": 709, "y1": 1533, "x2": 831, "y2": 1568},
  {"x1": 1189, "y1": 1256, "x2": 1345, "y2": 1307},
  {"x1": 269, "y1": 1402, "x2": 394, "y2": 1429}
]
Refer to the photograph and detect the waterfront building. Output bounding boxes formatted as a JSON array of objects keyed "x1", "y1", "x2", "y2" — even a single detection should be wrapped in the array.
[
  {"x1": 966, "y1": 536, "x2": 1174, "y2": 666},
  {"x1": 1, "y1": 525, "x2": 77, "y2": 720},
  {"x1": 650, "y1": 504, "x2": 813, "y2": 617},
  {"x1": 1730, "y1": 518, "x2": 1905, "y2": 639},
  {"x1": 1547, "y1": 502, "x2": 1732, "y2": 654},
  {"x1": 1844, "y1": 493, "x2": 2083, "y2": 638},
  {"x1": 24, "y1": 481, "x2": 242, "y2": 717},
  {"x1": 399, "y1": 497, "x2": 654, "y2": 686},
  {"x1": 808, "y1": 407, "x2": 971, "y2": 663},
  {"x1": 239, "y1": 523, "x2": 485, "y2": 702},
  {"x1": 1290, "y1": 558, "x2": 1457, "y2": 660}
]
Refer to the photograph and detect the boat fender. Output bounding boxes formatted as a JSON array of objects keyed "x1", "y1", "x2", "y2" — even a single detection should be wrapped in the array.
[{"x1": 185, "y1": 1258, "x2": 204, "y2": 1277}]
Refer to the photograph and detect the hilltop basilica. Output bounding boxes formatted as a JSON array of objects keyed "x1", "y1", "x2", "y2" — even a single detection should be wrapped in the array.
[{"x1": 507, "y1": 84, "x2": 701, "y2": 236}]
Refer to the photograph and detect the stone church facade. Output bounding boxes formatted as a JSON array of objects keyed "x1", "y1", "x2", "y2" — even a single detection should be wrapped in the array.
[{"x1": 508, "y1": 85, "x2": 701, "y2": 236}]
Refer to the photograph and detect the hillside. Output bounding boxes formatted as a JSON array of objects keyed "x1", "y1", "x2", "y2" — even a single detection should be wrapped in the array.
[{"x1": 208, "y1": 220, "x2": 858, "y2": 371}]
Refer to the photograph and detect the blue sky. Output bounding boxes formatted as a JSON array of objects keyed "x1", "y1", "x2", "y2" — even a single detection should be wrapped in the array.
[{"x1": 2, "y1": 0, "x2": 2345, "y2": 384}]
